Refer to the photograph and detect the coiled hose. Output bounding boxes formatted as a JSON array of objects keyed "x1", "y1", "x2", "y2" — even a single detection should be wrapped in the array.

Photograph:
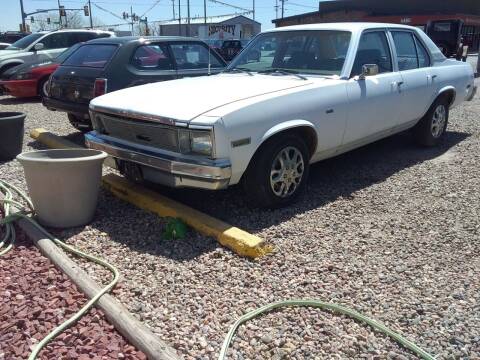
[
  {"x1": 0, "y1": 179, "x2": 119, "y2": 360},
  {"x1": 1, "y1": 180, "x2": 435, "y2": 360}
]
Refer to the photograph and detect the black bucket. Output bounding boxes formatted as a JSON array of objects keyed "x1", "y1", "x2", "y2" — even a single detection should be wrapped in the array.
[{"x1": 0, "y1": 112, "x2": 26, "y2": 161}]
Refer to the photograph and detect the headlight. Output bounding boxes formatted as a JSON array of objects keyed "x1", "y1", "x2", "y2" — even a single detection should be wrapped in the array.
[
  {"x1": 191, "y1": 131, "x2": 212, "y2": 156},
  {"x1": 177, "y1": 129, "x2": 213, "y2": 157},
  {"x1": 13, "y1": 72, "x2": 33, "y2": 80}
]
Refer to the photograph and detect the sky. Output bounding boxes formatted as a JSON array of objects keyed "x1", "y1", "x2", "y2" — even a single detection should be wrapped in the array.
[{"x1": 1, "y1": 0, "x2": 322, "y2": 33}]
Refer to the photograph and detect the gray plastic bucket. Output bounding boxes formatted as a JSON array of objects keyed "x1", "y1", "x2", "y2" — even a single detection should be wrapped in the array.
[
  {"x1": 0, "y1": 112, "x2": 26, "y2": 161},
  {"x1": 17, "y1": 149, "x2": 108, "y2": 228}
]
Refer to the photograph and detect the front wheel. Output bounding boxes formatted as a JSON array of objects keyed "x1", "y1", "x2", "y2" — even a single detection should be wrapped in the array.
[
  {"x1": 413, "y1": 97, "x2": 449, "y2": 147},
  {"x1": 243, "y1": 134, "x2": 310, "y2": 208}
]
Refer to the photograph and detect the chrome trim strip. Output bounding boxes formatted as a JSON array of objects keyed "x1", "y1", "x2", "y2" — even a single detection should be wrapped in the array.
[
  {"x1": 85, "y1": 132, "x2": 231, "y2": 180},
  {"x1": 89, "y1": 104, "x2": 189, "y2": 126}
]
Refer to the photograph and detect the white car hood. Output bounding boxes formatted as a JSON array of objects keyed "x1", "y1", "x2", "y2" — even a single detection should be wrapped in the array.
[
  {"x1": 90, "y1": 74, "x2": 313, "y2": 121},
  {"x1": 0, "y1": 49, "x2": 22, "y2": 57}
]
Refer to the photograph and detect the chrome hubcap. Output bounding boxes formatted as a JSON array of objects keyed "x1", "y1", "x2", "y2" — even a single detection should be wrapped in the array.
[
  {"x1": 431, "y1": 105, "x2": 447, "y2": 138},
  {"x1": 270, "y1": 146, "x2": 304, "y2": 198},
  {"x1": 42, "y1": 81, "x2": 49, "y2": 97}
]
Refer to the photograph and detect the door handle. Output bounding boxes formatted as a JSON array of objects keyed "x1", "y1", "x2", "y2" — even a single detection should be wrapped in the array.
[
  {"x1": 431, "y1": 75, "x2": 438, "y2": 80},
  {"x1": 397, "y1": 81, "x2": 404, "y2": 87}
]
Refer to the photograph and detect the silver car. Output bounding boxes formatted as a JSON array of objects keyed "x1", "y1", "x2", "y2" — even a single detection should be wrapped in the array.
[{"x1": 0, "y1": 29, "x2": 114, "y2": 75}]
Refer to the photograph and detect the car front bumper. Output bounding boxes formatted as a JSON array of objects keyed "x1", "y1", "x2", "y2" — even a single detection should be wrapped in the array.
[
  {"x1": 0, "y1": 79, "x2": 38, "y2": 97},
  {"x1": 85, "y1": 131, "x2": 232, "y2": 190}
]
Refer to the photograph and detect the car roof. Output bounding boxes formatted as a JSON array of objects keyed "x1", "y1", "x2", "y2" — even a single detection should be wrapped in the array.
[
  {"x1": 85, "y1": 36, "x2": 204, "y2": 45},
  {"x1": 264, "y1": 22, "x2": 419, "y2": 33}
]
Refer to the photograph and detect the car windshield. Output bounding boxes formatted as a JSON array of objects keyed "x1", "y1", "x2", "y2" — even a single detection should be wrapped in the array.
[
  {"x1": 228, "y1": 30, "x2": 352, "y2": 76},
  {"x1": 5, "y1": 33, "x2": 43, "y2": 50}
]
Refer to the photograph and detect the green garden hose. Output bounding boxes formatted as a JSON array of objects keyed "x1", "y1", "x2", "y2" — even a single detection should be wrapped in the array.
[
  {"x1": 1, "y1": 179, "x2": 436, "y2": 360},
  {"x1": 0, "y1": 179, "x2": 119, "y2": 360},
  {"x1": 218, "y1": 301, "x2": 435, "y2": 360}
]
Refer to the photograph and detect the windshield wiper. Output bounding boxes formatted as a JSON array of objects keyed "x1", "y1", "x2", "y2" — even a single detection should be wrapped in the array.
[
  {"x1": 258, "y1": 68, "x2": 307, "y2": 80},
  {"x1": 224, "y1": 67, "x2": 253, "y2": 76}
]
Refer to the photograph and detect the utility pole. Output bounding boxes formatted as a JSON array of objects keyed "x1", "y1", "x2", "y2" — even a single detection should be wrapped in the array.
[
  {"x1": 88, "y1": 0, "x2": 93, "y2": 29},
  {"x1": 131, "y1": 6, "x2": 134, "y2": 35},
  {"x1": 253, "y1": 0, "x2": 255, "y2": 21},
  {"x1": 204, "y1": 0, "x2": 206, "y2": 23},
  {"x1": 275, "y1": 0, "x2": 279, "y2": 20},
  {"x1": 172, "y1": 0, "x2": 175, "y2": 20},
  {"x1": 57, "y1": 0, "x2": 62, "y2": 27},
  {"x1": 281, "y1": 0, "x2": 285, "y2": 18},
  {"x1": 187, "y1": 0, "x2": 190, "y2": 37},
  {"x1": 178, "y1": 0, "x2": 181, "y2": 35},
  {"x1": 19, "y1": 0, "x2": 26, "y2": 31}
]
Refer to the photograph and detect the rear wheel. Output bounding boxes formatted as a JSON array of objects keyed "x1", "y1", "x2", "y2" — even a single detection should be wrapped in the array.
[
  {"x1": 67, "y1": 113, "x2": 92, "y2": 133},
  {"x1": 243, "y1": 133, "x2": 310, "y2": 208},
  {"x1": 38, "y1": 77, "x2": 49, "y2": 99},
  {"x1": 413, "y1": 96, "x2": 449, "y2": 147}
]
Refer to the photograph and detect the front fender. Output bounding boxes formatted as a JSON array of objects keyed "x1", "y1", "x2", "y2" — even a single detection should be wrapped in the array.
[{"x1": 0, "y1": 59, "x2": 24, "y2": 72}]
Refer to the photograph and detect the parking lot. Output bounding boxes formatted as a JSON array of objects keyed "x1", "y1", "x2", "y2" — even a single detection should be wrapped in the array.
[{"x1": 1, "y1": 74, "x2": 479, "y2": 359}]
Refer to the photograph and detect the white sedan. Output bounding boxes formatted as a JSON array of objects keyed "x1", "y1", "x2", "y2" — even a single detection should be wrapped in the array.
[{"x1": 86, "y1": 23, "x2": 476, "y2": 208}]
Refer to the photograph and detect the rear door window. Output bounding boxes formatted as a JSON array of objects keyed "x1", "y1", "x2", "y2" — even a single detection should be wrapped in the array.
[
  {"x1": 62, "y1": 44, "x2": 117, "y2": 68},
  {"x1": 40, "y1": 33, "x2": 70, "y2": 50},
  {"x1": 132, "y1": 44, "x2": 174, "y2": 70},
  {"x1": 392, "y1": 32, "x2": 418, "y2": 71},
  {"x1": 170, "y1": 43, "x2": 224, "y2": 69}
]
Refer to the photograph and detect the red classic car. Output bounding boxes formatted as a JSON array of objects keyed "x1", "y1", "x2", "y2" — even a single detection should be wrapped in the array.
[{"x1": 0, "y1": 44, "x2": 80, "y2": 98}]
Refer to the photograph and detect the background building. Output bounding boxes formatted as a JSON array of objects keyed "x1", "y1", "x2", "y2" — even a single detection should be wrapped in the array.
[
  {"x1": 273, "y1": 0, "x2": 480, "y2": 51},
  {"x1": 158, "y1": 15, "x2": 260, "y2": 40}
]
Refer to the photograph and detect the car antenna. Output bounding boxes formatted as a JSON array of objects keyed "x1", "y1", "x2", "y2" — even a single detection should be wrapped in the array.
[{"x1": 208, "y1": 43, "x2": 211, "y2": 75}]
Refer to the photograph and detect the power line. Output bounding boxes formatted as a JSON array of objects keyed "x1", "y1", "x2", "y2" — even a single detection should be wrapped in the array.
[
  {"x1": 140, "y1": 0, "x2": 163, "y2": 18},
  {"x1": 92, "y1": 2, "x2": 125, "y2": 21}
]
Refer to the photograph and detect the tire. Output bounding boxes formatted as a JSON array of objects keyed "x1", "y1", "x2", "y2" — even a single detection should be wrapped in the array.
[
  {"x1": 38, "y1": 77, "x2": 49, "y2": 99},
  {"x1": 243, "y1": 133, "x2": 310, "y2": 208},
  {"x1": 413, "y1": 96, "x2": 449, "y2": 147},
  {"x1": 68, "y1": 113, "x2": 92, "y2": 133}
]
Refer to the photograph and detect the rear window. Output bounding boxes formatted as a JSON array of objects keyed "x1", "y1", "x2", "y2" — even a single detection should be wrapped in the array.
[{"x1": 62, "y1": 44, "x2": 117, "y2": 68}]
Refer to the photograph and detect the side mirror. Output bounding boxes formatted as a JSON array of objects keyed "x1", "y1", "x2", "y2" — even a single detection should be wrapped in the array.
[
  {"x1": 359, "y1": 64, "x2": 379, "y2": 79},
  {"x1": 33, "y1": 42, "x2": 44, "y2": 51}
]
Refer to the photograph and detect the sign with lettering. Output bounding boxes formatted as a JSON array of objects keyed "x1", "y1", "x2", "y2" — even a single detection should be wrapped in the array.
[{"x1": 208, "y1": 24, "x2": 236, "y2": 37}]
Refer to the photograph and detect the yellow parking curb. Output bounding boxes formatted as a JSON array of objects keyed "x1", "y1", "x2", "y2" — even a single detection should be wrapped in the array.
[
  {"x1": 30, "y1": 128, "x2": 273, "y2": 258},
  {"x1": 30, "y1": 128, "x2": 82, "y2": 149}
]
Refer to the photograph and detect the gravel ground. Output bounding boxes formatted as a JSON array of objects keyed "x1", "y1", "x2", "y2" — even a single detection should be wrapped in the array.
[
  {"x1": 0, "y1": 87, "x2": 479, "y2": 360},
  {"x1": 0, "y1": 225, "x2": 146, "y2": 360}
]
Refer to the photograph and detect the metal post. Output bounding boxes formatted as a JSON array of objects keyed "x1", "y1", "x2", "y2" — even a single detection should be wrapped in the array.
[
  {"x1": 187, "y1": 0, "x2": 190, "y2": 37},
  {"x1": 178, "y1": 0, "x2": 181, "y2": 36},
  {"x1": 88, "y1": 0, "x2": 93, "y2": 28},
  {"x1": 204, "y1": 0, "x2": 206, "y2": 24},
  {"x1": 130, "y1": 6, "x2": 134, "y2": 35},
  {"x1": 281, "y1": 0, "x2": 285, "y2": 18},
  {"x1": 19, "y1": 0, "x2": 26, "y2": 31},
  {"x1": 172, "y1": 0, "x2": 175, "y2": 20},
  {"x1": 57, "y1": 0, "x2": 62, "y2": 27},
  {"x1": 253, "y1": 0, "x2": 255, "y2": 21},
  {"x1": 275, "y1": 0, "x2": 278, "y2": 20}
]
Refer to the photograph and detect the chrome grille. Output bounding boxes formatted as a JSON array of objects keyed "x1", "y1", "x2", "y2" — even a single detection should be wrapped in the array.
[{"x1": 97, "y1": 113, "x2": 179, "y2": 152}]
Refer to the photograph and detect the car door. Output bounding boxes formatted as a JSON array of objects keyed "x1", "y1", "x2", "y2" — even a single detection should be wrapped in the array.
[
  {"x1": 127, "y1": 43, "x2": 177, "y2": 87},
  {"x1": 343, "y1": 30, "x2": 403, "y2": 146},
  {"x1": 390, "y1": 30, "x2": 433, "y2": 125},
  {"x1": 169, "y1": 42, "x2": 225, "y2": 78},
  {"x1": 35, "y1": 32, "x2": 70, "y2": 62}
]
